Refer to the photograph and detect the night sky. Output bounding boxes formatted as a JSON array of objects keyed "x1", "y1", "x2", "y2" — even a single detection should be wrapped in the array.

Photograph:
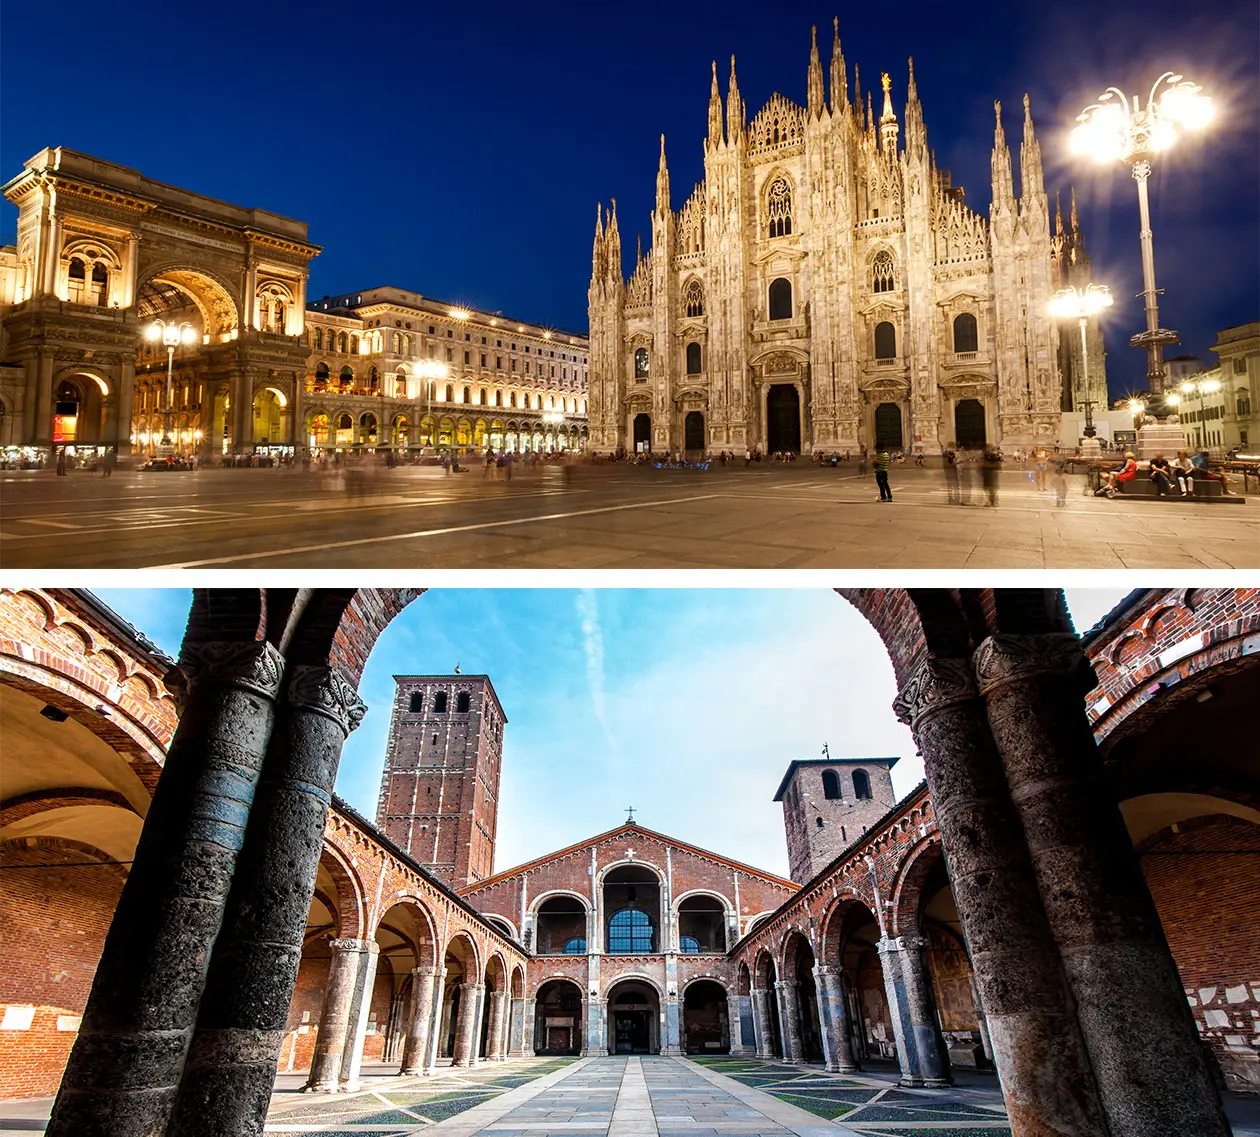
[{"x1": 2, "y1": 0, "x2": 1254, "y2": 398}]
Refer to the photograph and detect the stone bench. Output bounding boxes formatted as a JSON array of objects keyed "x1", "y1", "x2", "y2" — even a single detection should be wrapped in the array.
[{"x1": 1112, "y1": 477, "x2": 1245, "y2": 504}]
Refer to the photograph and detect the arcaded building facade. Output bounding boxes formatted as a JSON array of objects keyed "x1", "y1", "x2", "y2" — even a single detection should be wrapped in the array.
[
  {"x1": 2, "y1": 588, "x2": 1255, "y2": 1135},
  {"x1": 0, "y1": 148, "x2": 587, "y2": 461},
  {"x1": 587, "y1": 23, "x2": 1107, "y2": 457}
]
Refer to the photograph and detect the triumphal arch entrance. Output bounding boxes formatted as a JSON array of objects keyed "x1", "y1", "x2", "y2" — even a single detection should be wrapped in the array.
[{"x1": 0, "y1": 147, "x2": 318, "y2": 460}]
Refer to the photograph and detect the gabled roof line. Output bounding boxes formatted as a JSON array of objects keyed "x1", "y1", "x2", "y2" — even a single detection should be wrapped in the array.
[{"x1": 458, "y1": 822, "x2": 798, "y2": 894}]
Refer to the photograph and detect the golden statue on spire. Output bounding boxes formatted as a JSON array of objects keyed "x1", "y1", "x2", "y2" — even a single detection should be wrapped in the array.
[{"x1": 881, "y1": 71, "x2": 891, "y2": 95}]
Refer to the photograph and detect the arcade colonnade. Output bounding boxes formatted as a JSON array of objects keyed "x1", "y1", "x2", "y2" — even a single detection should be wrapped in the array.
[{"x1": 5, "y1": 586, "x2": 1247, "y2": 1137}]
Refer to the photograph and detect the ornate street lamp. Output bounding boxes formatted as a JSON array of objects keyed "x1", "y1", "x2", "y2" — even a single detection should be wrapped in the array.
[
  {"x1": 416, "y1": 359, "x2": 448, "y2": 448},
  {"x1": 1166, "y1": 375, "x2": 1222, "y2": 451},
  {"x1": 144, "y1": 319, "x2": 198, "y2": 454},
  {"x1": 1050, "y1": 283, "x2": 1113, "y2": 453},
  {"x1": 1070, "y1": 73, "x2": 1213, "y2": 395}
]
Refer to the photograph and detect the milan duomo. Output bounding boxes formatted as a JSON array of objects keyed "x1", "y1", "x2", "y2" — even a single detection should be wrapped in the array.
[{"x1": 587, "y1": 21, "x2": 1108, "y2": 457}]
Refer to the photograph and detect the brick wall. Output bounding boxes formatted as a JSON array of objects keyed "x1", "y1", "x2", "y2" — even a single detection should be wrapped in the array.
[
  {"x1": 0, "y1": 842, "x2": 126, "y2": 1097},
  {"x1": 1141, "y1": 816, "x2": 1260, "y2": 1092}
]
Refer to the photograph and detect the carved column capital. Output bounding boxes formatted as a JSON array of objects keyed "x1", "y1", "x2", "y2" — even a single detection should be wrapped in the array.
[
  {"x1": 973, "y1": 633, "x2": 1096, "y2": 696},
  {"x1": 287, "y1": 665, "x2": 368, "y2": 735},
  {"x1": 892, "y1": 657, "x2": 977, "y2": 727},
  {"x1": 410, "y1": 965, "x2": 438, "y2": 979},
  {"x1": 166, "y1": 640, "x2": 285, "y2": 707},
  {"x1": 328, "y1": 937, "x2": 372, "y2": 954}
]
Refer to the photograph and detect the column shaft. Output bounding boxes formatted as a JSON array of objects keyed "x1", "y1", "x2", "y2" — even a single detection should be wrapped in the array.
[
  {"x1": 776, "y1": 981, "x2": 802, "y2": 1062},
  {"x1": 877, "y1": 939, "x2": 919, "y2": 1083},
  {"x1": 725, "y1": 994, "x2": 744, "y2": 1056},
  {"x1": 424, "y1": 970, "x2": 447, "y2": 1073},
  {"x1": 400, "y1": 968, "x2": 437, "y2": 1074},
  {"x1": 509, "y1": 997, "x2": 529, "y2": 1057},
  {"x1": 305, "y1": 940, "x2": 369, "y2": 1092},
  {"x1": 895, "y1": 657, "x2": 1107, "y2": 1136},
  {"x1": 486, "y1": 992, "x2": 507, "y2": 1061},
  {"x1": 815, "y1": 966, "x2": 858, "y2": 1073},
  {"x1": 451, "y1": 983, "x2": 480, "y2": 1066},
  {"x1": 338, "y1": 944, "x2": 380, "y2": 1092},
  {"x1": 167, "y1": 666, "x2": 366, "y2": 1135},
  {"x1": 750, "y1": 987, "x2": 770, "y2": 1058},
  {"x1": 46, "y1": 642, "x2": 284, "y2": 1137},
  {"x1": 898, "y1": 937, "x2": 952, "y2": 1087},
  {"x1": 977, "y1": 634, "x2": 1230, "y2": 1137}
]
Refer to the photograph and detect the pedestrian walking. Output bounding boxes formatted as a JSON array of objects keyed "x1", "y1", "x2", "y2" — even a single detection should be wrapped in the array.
[
  {"x1": 942, "y1": 447, "x2": 960, "y2": 504},
  {"x1": 858, "y1": 446, "x2": 869, "y2": 477},
  {"x1": 874, "y1": 449, "x2": 892, "y2": 502},
  {"x1": 981, "y1": 445, "x2": 1002, "y2": 506}
]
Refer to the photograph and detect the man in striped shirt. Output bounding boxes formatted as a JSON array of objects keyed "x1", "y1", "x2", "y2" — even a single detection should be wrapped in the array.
[{"x1": 874, "y1": 450, "x2": 892, "y2": 502}]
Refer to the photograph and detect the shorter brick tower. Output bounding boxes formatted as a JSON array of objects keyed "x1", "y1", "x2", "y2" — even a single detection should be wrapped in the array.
[
  {"x1": 376, "y1": 673, "x2": 507, "y2": 888},
  {"x1": 774, "y1": 757, "x2": 899, "y2": 882}
]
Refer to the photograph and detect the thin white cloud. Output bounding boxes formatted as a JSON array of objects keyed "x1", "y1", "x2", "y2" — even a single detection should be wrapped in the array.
[{"x1": 576, "y1": 588, "x2": 621, "y2": 761}]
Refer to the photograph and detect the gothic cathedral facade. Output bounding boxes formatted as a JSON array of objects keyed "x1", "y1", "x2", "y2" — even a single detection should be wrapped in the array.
[{"x1": 587, "y1": 22, "x2": 1106, "y2": 456}]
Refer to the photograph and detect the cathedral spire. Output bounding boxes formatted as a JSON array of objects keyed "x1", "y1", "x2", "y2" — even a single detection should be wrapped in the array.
[
  {"x1": 807, "y1": 25, "x2": 825, "y2": 119},
  {"x1": 904, "y1": 57, "x2": 926, "y2": 160},
  {"x1": 1070, "y1": 184, "x2": 1080, "y2": 231},
  {"x1": 592, "y1": 203, "x2": 604, "y2": 281},
  {"x1": 867, "y1": 89, "x2": 875, "y2": 141},
  {"x1": 1019, "y1": 93, "x2": 1046, "y2": 211},
  {"x1": 829, "y1": 17, "x2": 848, "y2": 112},
  {"x1": 727, "y1": 54, "x2": 744, "y2": 142},
  {"x1": 991, "y1": 100, "x2": 1014, "y2": 214},
  {"x1": 878, "y1": 72, "x2": 897, "y2": 154},
  {"x1": 1055, "y1": 191, "x2": 1063, "y2": 235},
  {"x1": 707, "y1": 60, "x2": 723, "y2": 147},
  {"x1": 656, "y1": 133, "x2": 670, "y2": 215},
  {"x1": 606, "y1": 198, "x2": 620, "y2": 273}
]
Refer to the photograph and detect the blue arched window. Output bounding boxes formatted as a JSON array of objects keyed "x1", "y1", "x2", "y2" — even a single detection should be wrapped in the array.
[
  {"x1": 679, "y1": 936, "x2": 701, "y2": 954},
  {"x1": 608, "y1": 908, "x2": 654, "y2": 953},
  {"x1": 563, "y1": 937, "x2": 587, "y2": 955}
]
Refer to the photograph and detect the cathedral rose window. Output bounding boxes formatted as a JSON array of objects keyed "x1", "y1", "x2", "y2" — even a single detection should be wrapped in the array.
[
  {"x1": 766, "y1": 176, "x2": 792, "y2": 238},
  {"x1": 872, "y1": 251, "x2": 896, "y2": 293},
  {"x1": 684, "y1": 279, "x2": 704, "y2": 318}
]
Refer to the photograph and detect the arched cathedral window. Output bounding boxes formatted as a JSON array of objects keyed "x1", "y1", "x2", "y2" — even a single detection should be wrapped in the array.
[
  {"x1": 685, "y1": 342, "x2": 702, "y2": 375},
  {"x1": 634, "y1": 347, "x2": 650, "y2": 378},
  {"x1": 768, "y1": 278, "x2": 792, "y2": 322},
  {"x1": 953, "y1": 312, "x2": 978, "y2": 353},
  {"x1": 766, "y1": 177, "x2": 792, "y2": 238},
  {"x1": 874, "y1": 322, "x2": 897, "y2": 360},
  {"x1": 872, "y1": 251, "x2": 896, "y2": 293},
  {"x1": 684, "y1": 279, "x2": 704, "y2": 318}
]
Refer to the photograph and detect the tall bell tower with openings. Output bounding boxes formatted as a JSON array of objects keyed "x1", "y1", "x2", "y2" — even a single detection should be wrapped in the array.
[
  {"x1": 376, "y1": 672, "x2": 507, "y2": 889},
  {"x1": 774, "y1": 756, "x2": 899, "y2": 882}
]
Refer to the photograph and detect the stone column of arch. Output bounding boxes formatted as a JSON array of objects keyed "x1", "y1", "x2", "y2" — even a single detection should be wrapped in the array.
[
  {"x1": 973, "y1": 633, "x2": 1231, "y2": 1137},
  {"x1": 486, "y1": 991, "x2": 508, "y2": 1061},
  {"x1": 46, "y1": 640, "x2": 286, "y2": 1137},
  {"x1": 892, "y1": 655, "x2": 1108, "y2": 1136},
  {"x1": 424, "y1": 968, "x2": 448, "y2": 1074},
  {"x1": 509, "y1": 996, "x2": 529, "y2": 1058},
  {"x1": 451, "y1": 983, "x2": 482, "y2": 1066},
  {"x1": 774, "y1": 980, "x2": 802, "y2": 1063},
  {"x1": 583, "y1": 988, "x2": 605, "y2": 1057},
  {"x1": 875, "y1": 939, "x2": 919, "y2": 1083},
  {"x1": 305, "y1": 938, "x2": 371, "y2": 1092},
  {"x1": 166, "y1": 663, "x2": 369, "y2": 1135},
  {"x1": 470, "y1": 984, "x2": 488, "y2": 1064},
  {"x1": 725, "y1": 991, "x2": 746, "y2": 1056},
  {"x1": 117, "y1": 358, "x2": 136, "y2": 457},
  {"x1": 338, "y1": 941, "x2": 380, "y2": 1092},
  {"x1": 749, "y1": 986, "x2": 771, "y2": 1058},
  {"x1": 400, "y1": 967, "x2": 439, "y2": 1075},
  {"x1": 894, "y1": 935, "x2": 952, "y2": 1087},
  {"x1": 497, "y1": 990, "x2": 514, "y2": 1061},
  {"x1": 812, "y1": 965, "x2": 858, "y2": 1074}
]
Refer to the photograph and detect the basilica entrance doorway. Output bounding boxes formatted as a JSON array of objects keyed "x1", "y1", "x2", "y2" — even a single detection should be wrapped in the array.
[
  {"x1": 682, "y1": 980, "x2": 729, "y2": 1054},
  {"x1": 684, "y1": 411, "x2": 705, "y2": 452},
  {"x1": 874, "y1": 403, "x2": 903, "y2": 451},
  {"x1": 954, "y1": 399, "x2": 986, "y2": 448},
  {"x1": 766, "y1": 384, "x2": 800, "y2": 453},
  {"x1": 607, "y1": 980, "x2": 659, "y2": 1054},
  {"x1": 633, "y1": 413, "x2": 651, "y2": 453}
]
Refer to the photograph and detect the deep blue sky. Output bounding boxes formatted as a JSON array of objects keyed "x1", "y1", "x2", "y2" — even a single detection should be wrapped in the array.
[
  {"x1": 3, "y1": 0, "x2": 1254, "y2": 395},
  {"x1": 92, "y1": 588, "x2": 1126, "y2": 877}
]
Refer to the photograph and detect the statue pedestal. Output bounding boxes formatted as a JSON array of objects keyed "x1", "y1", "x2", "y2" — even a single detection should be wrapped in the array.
[
  {"x1": 1137, "y1": 420, "x2": 1187, "y2": 460},
  {"x1": 1079, "y1": 436, "x2": 1102, "y2": 458}
]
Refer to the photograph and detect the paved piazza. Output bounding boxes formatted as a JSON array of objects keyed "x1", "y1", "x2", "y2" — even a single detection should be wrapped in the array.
[{"x1": 1, "y1": 462, "x2": 1254, "y2": 569}]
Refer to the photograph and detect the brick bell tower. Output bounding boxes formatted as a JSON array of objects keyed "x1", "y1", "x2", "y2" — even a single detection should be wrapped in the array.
[
  {"x1": 774, "y1": 756, "x2": 899, "y2": 882},
  {"x1": 376, "y1": 672, "x2": 507, "y2": 888}
]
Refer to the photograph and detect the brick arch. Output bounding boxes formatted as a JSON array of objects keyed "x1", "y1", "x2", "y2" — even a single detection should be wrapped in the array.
[
  {"x1": 529, "y1": 888, "x2": 591, "y2": 915},
  {"x1": 484, "y1": 951, "x2": 509, "y2": 992},
  {"x1": 680, "y1": 974, "x2": 729, "y2": 996},
  {"x1": 370, "y1": 895, "x2": 439, "y2": 970},
  {"x1": 752, "y1": 947, "x2": 776, "y2": 988},
  {"x1": 605, "y1": 972, "x2": 665, "y2": 999},
  {"x1": 778, "y1": 927, "x2": 816, "y2": 980},
  {"x1": 315, "y1": 843, "x2": 367, "y2": 939},
  {"x1": 510, "y1": 965, "x2": 525, "y2": 999},
  {"x1": 889, "y1": 832, "x2": 945, "y2": 938},
  {"x1": 819, "y1": 893, "x2": 880, "y2": 969},
  {"x1": 442, "y1": 930, "x2": 481, "y2": 982}
]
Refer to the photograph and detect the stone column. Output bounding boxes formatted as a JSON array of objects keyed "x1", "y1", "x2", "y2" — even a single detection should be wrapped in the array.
[
  {"x1": 725, "y1": 993, "x2": 745, "y2": 1056},
  {"x1": 497, "y1": 991, "x2": 514, "y2": 1061},
  {"x1": 775, "y1": 980, "x2": 802, "y2": 1063},
  {"x1": 451, "y1": 983, "x2": 481, "y2": 1066},
  {"x1": 339, "y1": 941, "x2": 380, "y2": 1092},
  {"x1": 116, "y1": 358, "x2": 135, "y2": 457},
  {"x1": 583, "y1": 992, "x2": 604, "y2": 1056},
  {"x1": 663, "y1": 989, "x2": 682, "y2": 1056},
  {"x1": 896, "y1": 935, "x2": 952, "y2": 1087},
  {"x1": 400, "y1": 967, "x2": 438, "y2": 1075},
  {"x1": 305, "y1": 939, "x2": 370, "y2": 1092},
  {"x1": 974, "y1": 633, "x2": 1231, "y2": 1137},
  {"x1": 486, "y1": 991, "x2": 507, "y2": 1061},
  {"x1": 509, "y1": 996, "x2": 529, "y2": 1057},
  {"x1": 892, "y1": 655, "x2": 1108, "y2": 1136},
  {"x1": 102, "y1": 394, "x2": 118, "y2": 450},
  {"x1": 876, "y1": 938, "x2": 919, "y2": 1083},
  {"x1": 166, "y1": 664, "x2": 368, "y2": 1134},
  {"x1": 970, "y1": 975, "x2": 994, "y2": 1066},
  {"x1": 814, "y1": 965, "x2": 858, "y2": 1073},
  {"x1": 46, "y1": 641, "x2": 285, "y2": 1137},
  {"x1": 424, "y1": 968, "x2": 447, "y2": 1073},
  {"x1": 470, "y1": 984, "x2": 487, "y2": 1064},
  {"x1": 750, "y1": 986, "x2": 770, "y2": 1058},
  {"x1": 32, "y1": 352, "x2": 54, "y2": 446}
]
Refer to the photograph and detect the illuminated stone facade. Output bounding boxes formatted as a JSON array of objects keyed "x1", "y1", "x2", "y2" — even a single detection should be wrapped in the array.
[
  {"x1": 588, "y1": 24, "x2": 1106, "y2": 456},
  {"x1": 0, "y1": 149, "x2": 588, "y2": 459}
]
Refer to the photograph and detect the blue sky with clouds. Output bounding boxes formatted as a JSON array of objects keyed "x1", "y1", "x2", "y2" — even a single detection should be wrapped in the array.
[{"x1": 91, "y1": 587, "x2": 1128, "y2": 879}]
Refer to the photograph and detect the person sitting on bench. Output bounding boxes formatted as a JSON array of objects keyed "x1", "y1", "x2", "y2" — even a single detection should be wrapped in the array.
[
  {"x1": 1149, "y1": 453, "x2": 1177, "y2": 497},
  {"x1": 1171, "y1": 451, "x2": 1196, "y2": 495},
  {"x1": 1100, "y1": 452, "x2": 1138, "y2": 497},
  {"x1": 1190, "y1": 451, "x2": 1238, "y2": 495}
]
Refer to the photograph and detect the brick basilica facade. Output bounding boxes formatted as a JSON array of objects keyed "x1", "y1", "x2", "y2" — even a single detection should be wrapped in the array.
[{"x1": 0, "y1": 587, "x2": 1254, "y2": 1137}]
